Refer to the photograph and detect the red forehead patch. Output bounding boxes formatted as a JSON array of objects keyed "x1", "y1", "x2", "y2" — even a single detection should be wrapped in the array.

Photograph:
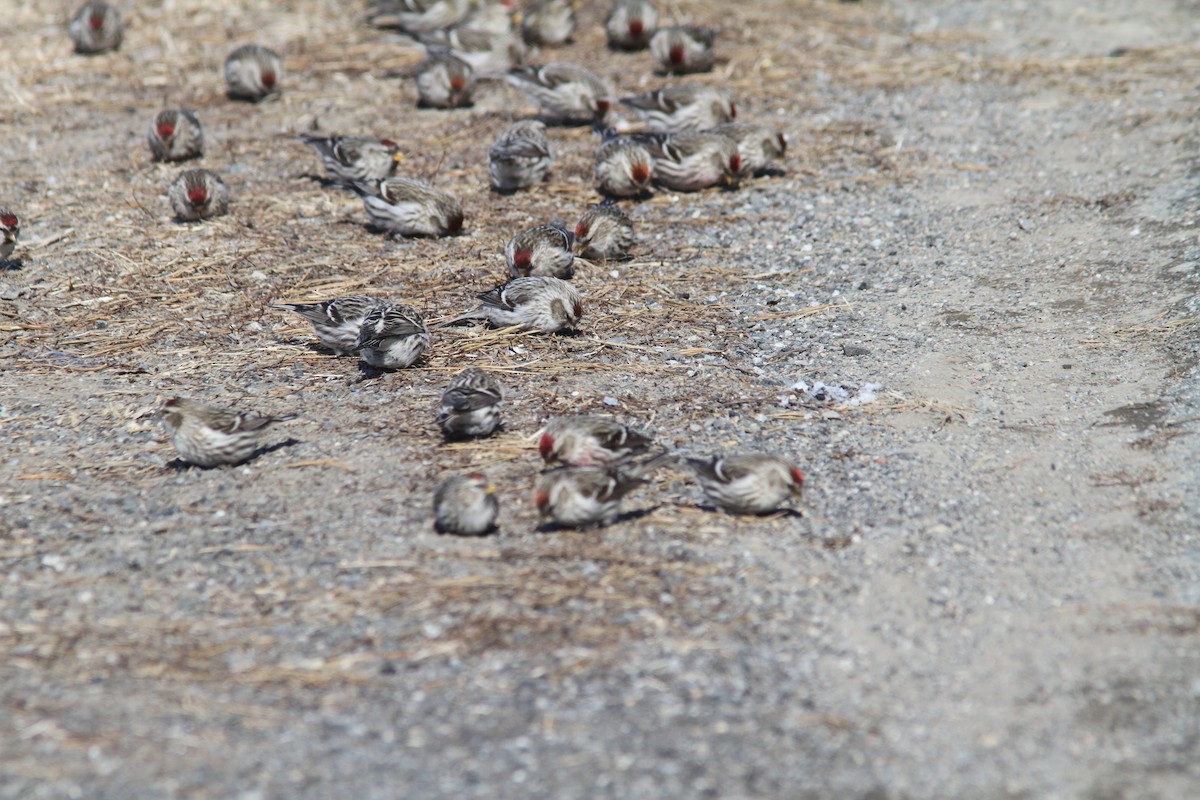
[
  {"x1": 631, "y1": 163, "x2": 650, "y2": 183},
  {"x1": 187, "y1": 186, "x2": 208, "y2": 205},
  {"x1": 157, "y1": 122, "x2": 175, "y2": 139},
  {"x1": 0, "y1": 214, "x2": 17, "y2": 228},
  {"x1": 261, "y1": 71, "x2": 276, "y2": 88},
  {"x1": 89, "y1": 12, "x2": 105, "y2": 29}
]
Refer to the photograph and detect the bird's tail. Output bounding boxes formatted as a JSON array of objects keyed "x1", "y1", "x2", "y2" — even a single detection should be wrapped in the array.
[{"x1": 433, "y1": 307, "x2": 488, "y2": 327}]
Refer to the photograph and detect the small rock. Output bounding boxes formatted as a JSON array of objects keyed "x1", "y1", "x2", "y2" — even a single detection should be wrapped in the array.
[{"x1": 842, "y1": 343, "x2": 871, "y2": 356}]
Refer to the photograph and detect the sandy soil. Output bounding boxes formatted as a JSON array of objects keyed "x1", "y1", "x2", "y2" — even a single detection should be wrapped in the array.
[{"x1": 2, "y1": 0, "x2": 1199, "y2": 797}]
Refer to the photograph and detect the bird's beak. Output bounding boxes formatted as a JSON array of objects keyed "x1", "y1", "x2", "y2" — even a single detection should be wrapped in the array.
[
  {"x1": 392, "y1": 152, "x2": 405, "y2": 163},
  {"x1": 485, "y1": 484, "x2": 498, "y2": 495}
]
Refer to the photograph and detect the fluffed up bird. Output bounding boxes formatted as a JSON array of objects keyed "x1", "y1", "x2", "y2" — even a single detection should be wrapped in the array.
[
  {"x1": 224, "y1": 44, "x2": 281, "y2": 102},
  {"x1": 505, "y1": 224, "x2": 575, "y2": 278},
  {"x1": 574, "y1": 202, "x2": 633, "y2": 261},
  {"x1": 161, "y1": 397, "x2": 295, "y2": 468},
  {"x1": 416, "y1": 53, "x2": 476, "y2": 108},
  {"x1": 534, "y1": 453, "x2": 673, "y2": 529},
  {"x1": 620, "y1": 83, "x2": 735, "y2": 133},
  {"x1": 537, "y1": 414, "x2": 652, "y2": 467},
  {"x1": 594, "y1": 134, "x2": 654, "y2": 198},
  {"x1": 443, "y1": 276, "x2": 582, "y2": 333},
  {"x1": 650, "y1": 25, "x2": 715, "y2": 74},
  {"x1": 276, "y1": 295, "x2": 389, "y2": 355},
  {"x1": 148, "y1": 110, "x2": 204, "y2": 163},
  {"x1": 0, "y1": 210, "x2": 20, "y2": 262},
  {"x1": 605, "y1": 0, "x2": 658, "y2": 51},
  {"x1": 169, "y1": 169, "x2": 229, "y2": 221},
  {"x1": 682, "y1": 453, "x2": 804, "y2": 514},
  {"x1": 419, "y1": 23, "x2": 525, "y2": 76},
  {"x1": 300, "y1": 135, "x2": 403, "y2": 185},
  {"x1": 434, "y1": 472, "x2": 499, "y2": 535},
  {"x1": 68, "y1": 1, "x2": 122, "y2": 54},
  {"x1": 713, "y1": 122, "x2": 787, "y2": 176},
  {"x1": 489, "y1": 120, "x2": 552, "y2": 193},
  {"x1": 638, "y1": 131, "x2": 740, "y2": 192},
  {"x1": 438, "y1": 367, "x2": 504, "y2": 439},
  {"x1": 355, "y1": 303, "x2": 431, "y2": 369},
  {"x1": 352, "y1": 177, "x2": 464, "y2": 238},
  {"x1": 522, "y1": 0, "x2": 577, "y2": 47},
  {"x1": 459, "y1": 0, "x2": 518, "y2": 37},
  {"x1": 506, "y1": 63, "x2": 612, "y2": 124},
  {"x1": 368, "y1": 0, "x2": 473, "y2": 33}
]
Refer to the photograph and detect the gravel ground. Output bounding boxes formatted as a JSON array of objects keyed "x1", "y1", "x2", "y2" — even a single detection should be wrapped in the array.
[{"x1": 2, "y1": 0, "x2": 1199, "y2": 798}]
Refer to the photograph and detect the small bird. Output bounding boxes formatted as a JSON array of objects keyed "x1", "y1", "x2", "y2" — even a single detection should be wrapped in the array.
[
  {"x1": 444, "y1": 276, "x2": 582, "y2": 333},
  {"x1": 639, "y1": 131, "x2": 741, "y2": 192},
  {"x1": 594, "y1": 134, "x2": 654, "y2": 198},
  {"x1": 434, "y1": 472, "x2": 499, "y2": 535},
  {"x1": 68, "y1": 1, "x2": 123, "y2": 54},
  {"x1": 605, "y1": 0, "x2": 658, "y2": 51},
  {"x1": 352, "y1": 177, "x2": 464, "y2": 238},
  {"x1": 506, "y1": 63, "x2": 612, "y2": 124},
  {"x1": 505, "y1": 224, "x2": 575, "y2": 278},
  {"x1": 574, "y1": 203, "x2": 633, "y2": 261},
  {"x1": 160, "y1": 397, "x2": 295, "y2": 468},
  {"x1": 650, "y1": 25, "x2": 715, "y2": 74},
  {"x1": 534, "y1": 453, "x2": 672, "y2": 529},
  {"x1": 224, "y1": 44, "x2": 282, "y2": 102},
  {"x1": 416, "y1": 53, "x2": 476, "y2": 108},
  {"x1": 458, "y1": 0, "x2": 518, "y2": 37},
  {"x1": 682, "y1": 453, "x2": 804, "y2": 515},
  {"x1": 537, "y1": 414, "x2": 652, "y2": 467},
  {"x1": 522, "y1": 0, "x2": 576, "y2": 47},
  {"x1": 148, "y1": 109, "x2": 204, "y2": 163},
  {"x1": 620, "y1": 83, "x2": 736, "y2": 133},
  {"x1": 712, "y1": 122, "x2": 787, "y2": 176},
  {"x1": 275, "y1": 295, "x2": 389, "y2": 355},
  {"x1": 355, "y1": 303, "x2": 431, "y2": 370},
  {"x1": 437, "y1": 367, "x2": 504, "y2": 439},
  {"x1": 419, "y1": 25, "x2": 525, "y2": 76},
  {"x1": 169, "y1": 169, "x2": 229, "y2": 221},
  {"x1": 368, "y1": 0, "x2": 473, "y2": 33},
  {"x1": 0, "y1": 210, "x2": 20, "y2": 263},
  {"x1": 299, "y1": 135, "x2": 403, "y2": 185},
  {"x1": 488, "y1": 120, "x2": 552, "y2": 193}
]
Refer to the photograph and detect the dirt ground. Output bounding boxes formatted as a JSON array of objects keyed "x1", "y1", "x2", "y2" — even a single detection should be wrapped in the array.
[{"x1": 2, "y1": 0, "x2": 1199, "y2": 797}]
